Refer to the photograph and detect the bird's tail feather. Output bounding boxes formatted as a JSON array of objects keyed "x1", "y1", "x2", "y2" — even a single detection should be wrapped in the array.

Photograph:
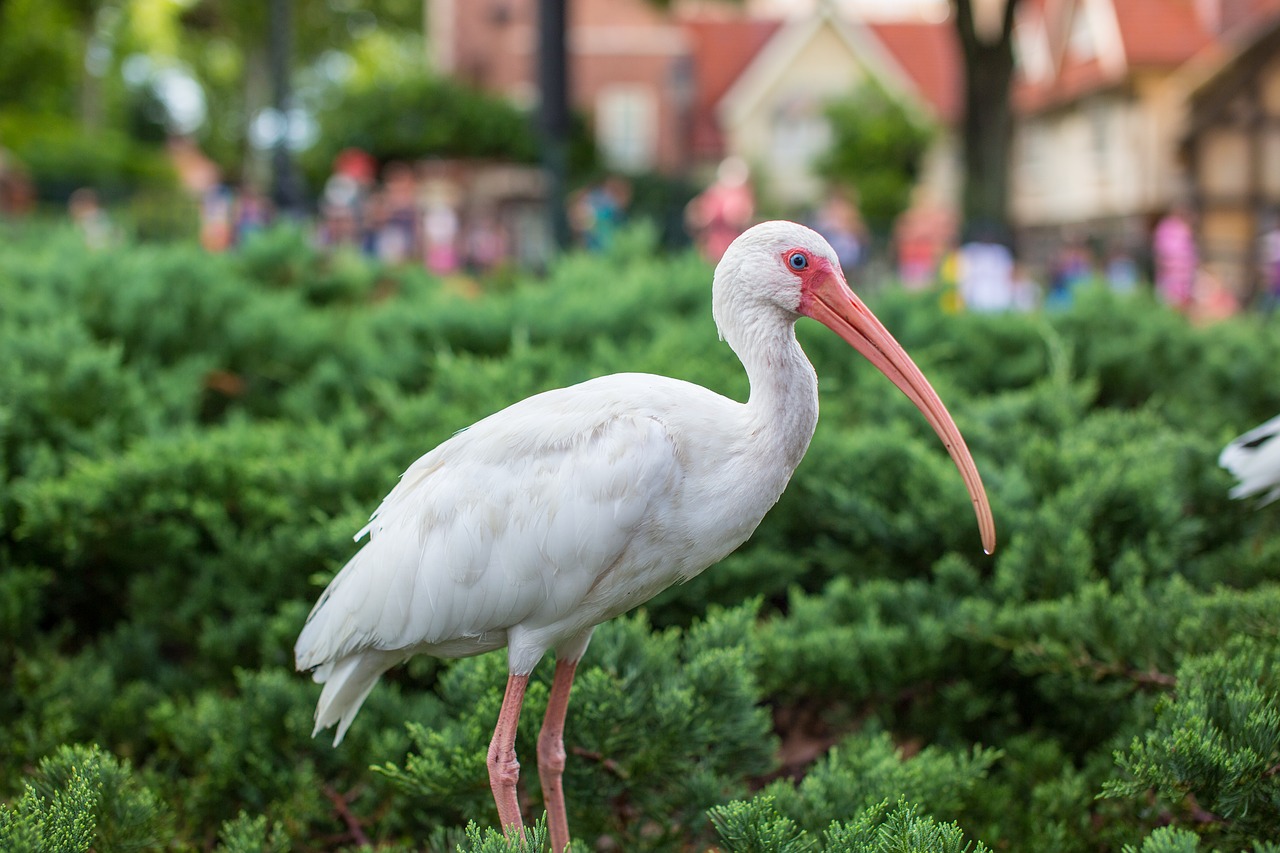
[{"x1": 310, "y1": 650, "x2": 401, "y2": 745}]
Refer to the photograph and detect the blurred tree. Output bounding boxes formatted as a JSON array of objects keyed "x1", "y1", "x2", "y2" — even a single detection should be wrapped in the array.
[
  {"x1": 173, "y1": 0, "x2": 422, "y2": 184},
  {"x1": 0, "y1": 0, "x2": 180, "y2": 202},
  {"x1": 539, "y1": 0, "x2": 571, "y2": 249},
  {"x1": 534, "y1": 0, "x2": 739, "y2": 251},
  {"x1": 0, "y1": 0, "x2": 426, "y2": 196},
  {"x1": 953, "y1": 0, "x2": 1022, "y2": 243},
  {"x1": 0, "y1": 0, "x2": 101, "y2": 119},
  {"x1": 299, "y1": 74, "x2": 539, "y2": 186},
  {"x1": 266, "y1": 0, "x2": 302, "y2": 213},
  {"x1": 815, "y1": 81, "x2": 935, "y2": 233}
]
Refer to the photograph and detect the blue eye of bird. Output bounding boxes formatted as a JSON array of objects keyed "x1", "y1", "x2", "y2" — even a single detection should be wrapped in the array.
[{"x1": 788, "y1": 252, "x2": 807, "y2": 270}]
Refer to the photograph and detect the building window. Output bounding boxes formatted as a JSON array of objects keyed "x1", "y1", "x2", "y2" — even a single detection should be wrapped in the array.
[
  {"x1": 597, "y1": 86, "x2": 657, "y2": 173},
  {"x1": 1014, "y1": 14, "x2": 1052, "y2": 82},
  {"x1": 1067, "y1": 5, "x2": 1096, "y2": 60},
  {"x1": 770, "y1": 94, "x2": 831, "y2": 174}
]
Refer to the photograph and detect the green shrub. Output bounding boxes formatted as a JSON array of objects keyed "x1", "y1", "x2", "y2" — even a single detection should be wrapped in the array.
[
  {"x1": 3, "y1": 222, "x2": 1279, "y2": 850},
  {"x1": 1104, "y1": 636, "x2": 1280, "y2": 848},
  {"x1": 0, "y1": 744, "x2": 168, "y2": 853},
  {"x1": 377, "y1": 605, "x2": 775, "y2": 850},
  {"x1": 300, "y1": 73, "x2": 538, "y2": 184},
  {"x1": 0, "y1": 112, "x2": 175, "y2": 201}
]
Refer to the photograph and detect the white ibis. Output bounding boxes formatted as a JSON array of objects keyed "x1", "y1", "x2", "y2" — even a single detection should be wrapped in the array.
[
  {"x1": 295, "y1": 220, "x2": 996, "y2": 850},
  {"x1": 1220, "y1": 413, "x2": 1280, "y2": 504}
]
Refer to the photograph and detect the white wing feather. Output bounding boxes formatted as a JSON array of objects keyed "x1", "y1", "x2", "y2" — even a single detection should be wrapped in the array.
[
  {"x1": 292, "y1": 372, "x2": 792, "y2": 742},
  {"x1": 295, "y1": 377, "x2": 684, "y2": 674},
  {"x1": 1220, "y1": 413, "x2": 1280, "y2": 504}
]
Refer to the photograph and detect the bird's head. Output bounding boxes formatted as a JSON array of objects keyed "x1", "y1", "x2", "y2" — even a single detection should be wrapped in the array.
[
  {"x1": 712, "y1": 220, "x2": 840, "y2": 326},
  {"x1": 714, "y1": 220, "x2": 997, "y2": 555}
]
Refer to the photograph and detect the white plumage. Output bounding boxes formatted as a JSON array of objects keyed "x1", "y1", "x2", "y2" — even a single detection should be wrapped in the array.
[
  {"x1": 296, "y1": 374, "x2": 776, "y2": 740},
  {"x1": 1220, "y1": 413, "x2": 1280, "y2": 504},
  {"x1": 294, "y1": 220, "x2": 995, "y2": 849}
]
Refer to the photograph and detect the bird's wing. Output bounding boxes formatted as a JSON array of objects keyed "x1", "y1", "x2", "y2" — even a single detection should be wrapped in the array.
[
  {"x1": 1219, "y1": 413, "x2": 1280, "y2": 504},
  {"x1": 295, "y1": 381, "x2": 685, "y2": 670}
]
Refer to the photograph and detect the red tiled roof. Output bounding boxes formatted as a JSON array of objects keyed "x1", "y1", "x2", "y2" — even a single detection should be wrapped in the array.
[
  {"x1": 1015, "y1": 0, "x2": 1216, "y2": 112},
  {"x1": 867, "y1": 21, "x2": 964, "y2": 124},
  {"x1": 1112, "y1": 0, "x2": 1215, "y2": 66},
  {"x1": 681, "y1": 16, "x2": 782, "y2": 157},
  {"x1": 1015, "y1": 54, "x2": 1121, "y2": 113}
]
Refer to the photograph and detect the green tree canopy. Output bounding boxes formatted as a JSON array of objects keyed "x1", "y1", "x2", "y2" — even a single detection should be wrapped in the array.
[
  {"x1": 299, "y1": 73, "x2": 539, "y2": 185},
  {"x1": 815, "y1": 80, "x2": 935, "y2": 233}
]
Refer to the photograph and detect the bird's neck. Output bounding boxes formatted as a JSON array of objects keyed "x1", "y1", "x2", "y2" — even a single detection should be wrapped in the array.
[{"x1": 733, "y1": 317, "x2": 820, "y2": 471}]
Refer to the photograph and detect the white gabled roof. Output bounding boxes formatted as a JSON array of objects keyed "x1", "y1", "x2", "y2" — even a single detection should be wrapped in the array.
[{"x1": 717, "y1": 5, "x2": 925, "y2": 128}]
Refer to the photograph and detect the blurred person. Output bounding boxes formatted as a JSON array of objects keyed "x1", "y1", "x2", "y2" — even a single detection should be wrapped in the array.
[
  {"x1": 361, "y1": 190, "x2": 388, "y2": 258},
  {"x1": 68, "y1": 187, "x2": 113, "y2": 248},
  {"x1": 571, "y1": 176, "x2": 631, "y2": 252},
  {"x1": 1260, "y1": 212, "x2": 1280, "y2": 312},
  {"x1": 200, "y1": 184, "x2": 235, "y2": 252},
  {"x1": 321, "y1": 148, "x2": 376, "y2": 250},
  {"x1": 685, "y1": 156, "x2": 754, "y2": 262},
  {"x1": 233, "y1": 185, "x2": 272, "y2": 246},
  {"x1": 1045, "y1": 236, "x2": 1091, "y2": 309},
  {"x1": 810, "y1": 190, "x2": 863, "y2": 276},
  {"x1": 375, "y1": 161, "x2": 421, "y2": 265},
  {"x1": 0, "y1": 148, "x2": 35, "y2": 217},
  {"x1": 1153, "y1": 205, "x2": 1197, "y2": 311},
  {"x1": 324, "y1": 148, "x2": 376, "y2": 210},
  {"x1": 1191, "y1": 267, "x2": 1239, "y2": 324},
  {"x1": 957, "y1": 229, "x2": 1015, "y2": 313},
  {"x1": 421, "y1": 177, "x2": 461, "y2": 275},
  {"x1": 465, "y1": 209, "x2": 508, "y2": 274},
  {"x1": 167, "y1": 136, "x2": 221, "y2": 198},
  {"x1": 1011, "y1": 262, "x2": 1040, "y2": 312},
  {"x1": 894, "y1": 202, "x2": 954, "y2": 290},
  {"x1": 1105, "y1": 243, "x2": 1139, "y2": 295},
  {"x1": 317, "y1": 201, "x2": 361, "y2": 250}
]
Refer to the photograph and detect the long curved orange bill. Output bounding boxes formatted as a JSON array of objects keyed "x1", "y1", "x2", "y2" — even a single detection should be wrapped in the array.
[{"x1": 802, "y1": 269, "x2": 996, "y2": 555}]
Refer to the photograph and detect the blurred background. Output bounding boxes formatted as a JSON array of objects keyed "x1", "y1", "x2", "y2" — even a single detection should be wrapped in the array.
[{"x1": 6, "y1": 0, "x2": 1280, "y2": 315}]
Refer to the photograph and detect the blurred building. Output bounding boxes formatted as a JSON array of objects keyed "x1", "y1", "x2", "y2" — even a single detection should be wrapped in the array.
[
  {"x1": 426, "y1": 0, "x2": 958, "y2": 207},
  {"x1": 1010, "y1": 0, "x2": 1280, "y2": 299},
  {"x1": 710, "y1": 6, "x2": 961, "y2": 207},
  {"x1": 429, "y1": 0, "x2": 1280, "y2": 299},
  {"x1": 429, "y1": 0, "x2": 694, "y2": 173},
  {"x1": 1182, "y1": 10, "x2": 1280, "y2": 300}
]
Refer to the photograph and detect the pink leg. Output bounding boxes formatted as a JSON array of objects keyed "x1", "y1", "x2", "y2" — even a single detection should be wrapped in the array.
[
  {"x1": 538, "y1": 659, "x2": 580, "y2": 853},
  {"x1": 488, "y1": 674, "x2": 530, "y2": 837}
]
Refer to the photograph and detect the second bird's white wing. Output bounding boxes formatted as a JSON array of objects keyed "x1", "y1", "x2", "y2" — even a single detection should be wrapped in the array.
[{"x1": 1220, "y1": 413, "x2": 1280, "y2": 504}]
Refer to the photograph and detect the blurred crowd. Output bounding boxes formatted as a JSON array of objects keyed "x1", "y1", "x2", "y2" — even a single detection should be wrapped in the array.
[
  {"x1": 677, "y1": 157, "x2": 1277, "y2": 322},
  {"x1": 196, "y1": 149, "x2": 519, "y2": 276},
  {"x1": 7, "y1": 141, "x2": 1280, "y2": 320}
]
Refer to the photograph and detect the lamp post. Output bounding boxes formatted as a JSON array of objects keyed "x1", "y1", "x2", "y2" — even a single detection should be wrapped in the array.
[
  {"x1": 268, "y1": 0, "x2": 304, "y2": 215},
  {"x1": 538, "y1": 0, "x2": 571, "y2": 250}
]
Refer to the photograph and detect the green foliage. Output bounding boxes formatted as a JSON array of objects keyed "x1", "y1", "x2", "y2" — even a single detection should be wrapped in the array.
[
  {"x1": 301, "y1": 73, "x2": 538, "y2": 184},
  {"x1": 0, "y1": 112, "x2": 176, "y2": 201},
  {"x1": 1105, "y1": 636, "x2": 1280, "y2": 847},
  {"x1": 764, "y1": 730, "x2": 997, "y2": 831},
  {"x1": 455, "y1": 817, "x2": 550, "y2": 853},
  {"x1": 378, "y1": 606, "x2": 775, "y2": 849},
  {"x1": 711, "y1": 796, "x2": 816, "y2": 853},
  {"x1": 0, "y1": 0, "x2": 92, "y2": 118},
  {"x1": 711, "y1": 796, "x2": 991, "y2": 853},
  {"x1": 816, "y1": 80, "x2": 935, "y2": 231},
  {"x1": 820, "y1": 800, "x2": 990, "y2": 853},
  {"x1": 3, "y1": 222, "x2": 1280, "y2": 850},
  {"x1": 0, "y1": 744, "x2": 167, "y2": 853},
  {"x1": 215, "y1": 812, "x2": 292, "y2": 853},
  {"x1": 1122, "y1": 826, "x2": 1202, "y2": 853}
]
